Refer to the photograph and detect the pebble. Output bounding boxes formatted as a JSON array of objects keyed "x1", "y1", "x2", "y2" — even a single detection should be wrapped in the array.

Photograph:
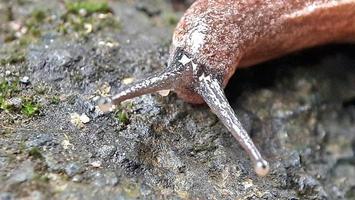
[
  {"x1": 0, "y1": 192, "x2": 14, "y2": 200},
  {"x1": 6, "y1": 97, "x2": 22, "y2": 109},
  {"x1": 70, "y1": 113, "x2": 91, "y2": 126},
  {"x1": 79, "y1": 113, "x2": 90, "y2": 124},
  {"x1": 90, "y1": 160, "x2": 102, "y2": 168},
  {"x1": 8, "y1": 160, "x2": 34, "y2": 184},
  {"x1": 65, "y1": 163, "x2": 81, "y2": 177},
  {"x1": 72, "y1": 174, "x2": 83, "y2": 182},
  {"x1": 20, "y1": 76, "x2": 30, "y2": 84},
  {"x1": 25, "y1": 133, "x2": 52, "y2": 148},
  {"x1": 0, "y1": 157, "x2": 8, "y2": 169},
  {"x1": 92, "y1": 171, "x2": 118, "y2": 187},
  {"x1": 97, "y1": 145, "x2": 116, "y2": 159}
]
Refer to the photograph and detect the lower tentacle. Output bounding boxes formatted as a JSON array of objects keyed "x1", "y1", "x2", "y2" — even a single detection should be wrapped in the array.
[{"x1": 195, "y1": 73, "x2": 270, "y2": 177}]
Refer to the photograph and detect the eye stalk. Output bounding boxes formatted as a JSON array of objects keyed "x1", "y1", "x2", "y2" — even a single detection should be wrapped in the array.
[
  {"x1": 195, "y1": 72, "x2": 269, "y2": 176},
  {"x1": 101, "y1": 48, "x2": 270, "y2": 176}
]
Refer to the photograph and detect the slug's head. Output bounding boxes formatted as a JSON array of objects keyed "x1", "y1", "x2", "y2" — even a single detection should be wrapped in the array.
[
  {"x1": 108, "y1": 47, "x2": 213, "y2": 105},
  {"x1": 103, "y1": 48, "x2": 270, "y2": 177}
]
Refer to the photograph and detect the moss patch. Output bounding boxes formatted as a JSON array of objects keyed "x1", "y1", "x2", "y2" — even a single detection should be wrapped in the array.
[
  {"x1": 0, "y1": 78, "x2": 42, "y2": 118},
  {"x1": 0, "y1": 79, "x2": 20, "y2": 110},
  {"x1": 65, "y1": 1, "x2": 111, "y2": 15},
  {"x1": 59, "y1": 0, "x2": 120, "y2": 37},
  {"x1": 28, "y1": 147, "x2": 44, "y2": 160},
  {"x1": 115, "y1": 110, "x2": 129, "y2": 124},
  {"x1": 21, "y1": 99, "x2": 40, "y2": 117},
  {"x1": 114, "y1": 102, "x2": 133, "y2": 125}
]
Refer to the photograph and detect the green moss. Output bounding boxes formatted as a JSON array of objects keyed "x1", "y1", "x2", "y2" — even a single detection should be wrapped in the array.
[
  {"x1": 0, "y1": 78, "x2": 42, "y2": 117},
  {"x1": 19, "y1": 141, "x2": 26, "y2": 154},
  {"x1": 50, "y1": 96, "x2": 60, "y2": 105},
  {"x1": 28, "y1": 147, "x2": 43, "y2": 159},
  {"x1": 33, "y1": 174, "x2": 50, "y2": 183},
  {"x1": 22, "y1": 9, "x2": 48, "y2": 39},
  {"x1": 0, "y1": 79, "x2": 20, "y2": 102},
  {"x1": 59, "y1": 0, "x2": 120, "y2": 36},
  {"x1": 115, "y1": 110, "x2": 129, "y2": 124},
  {"x1": 21, "y1": 100, "x2": 40, "y2": 117},
  {"x1": 71, "y1": 71, "x2": 85, "y2": 83},
  {"x1": 114, "y1": 102, "x2": 133, "y2": 125},
  {"x1": 0, "y1": 46, "x2": 26, "y2": 65},
  {"x1": 122, "y1": 181, "x2": 141, "y2": 198},
  {"x1": 346, "y1": 189, "x2": 355, "y2": 199},
  {"x1": 163, "y1": 13, "x2": 178, "y2": 26},
  {"x1": 95, "y1": 15, "x2": 121, "y2": 31},
  {"x1": 0, "y1": 9, "x2": 47, "y2": 65},
  {"x1": 34, "y1": 84, "x2": 48, "y2": 95},
  {"x1": 0, "y1": 96, "x2": 6, "y2": 110},
  {"x1": 2, "y1": 53, "x2": 26, "y2": 65},
  {"x1": 31, "y1": 10, "x2": 46, "y2": 23},
  {"x1": 66, "y1": 1, "x2": 111, "y2": 15}
]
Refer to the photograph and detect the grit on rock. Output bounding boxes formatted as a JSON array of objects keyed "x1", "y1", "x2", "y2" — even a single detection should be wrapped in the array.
[{"x1": 0, "y1": 0, "x2": 355, "y2": 199}]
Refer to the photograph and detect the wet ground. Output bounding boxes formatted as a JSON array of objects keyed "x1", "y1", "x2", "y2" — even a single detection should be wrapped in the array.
[{"x1": 0, "y1": 0, "x2": 355, "y2": 199}]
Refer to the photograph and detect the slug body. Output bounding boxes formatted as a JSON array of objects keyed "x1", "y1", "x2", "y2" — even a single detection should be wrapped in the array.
[{"x1": 108, "y1": 0, "x2": 355, "y2": 176}]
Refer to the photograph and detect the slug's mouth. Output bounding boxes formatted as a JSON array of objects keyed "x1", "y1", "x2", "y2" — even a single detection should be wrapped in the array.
[{"x1": 174, "y1": 85, "x2": 204, "y2": 104}]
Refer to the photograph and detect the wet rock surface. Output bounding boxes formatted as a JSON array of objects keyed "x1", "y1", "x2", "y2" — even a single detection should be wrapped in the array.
[{"x1": 1, "y1": 0, "x2": 355, "y2": 199}]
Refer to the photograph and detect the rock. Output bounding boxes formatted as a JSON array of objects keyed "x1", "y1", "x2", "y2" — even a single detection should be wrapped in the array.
[
  {"x1": 72, "y1": 175, "x2": 83, "y2": 182},
  {"x1": 6, "y1": 97, "x2": 22, "y2": 109},
  {"x1": 90, "y1": 160, "x2": 102, "y2": 168},
  {"x1": 19, "y1": 76, "x2": 30, "y2": 84},
  {"x1": 0, "y1": 192, "x2": 14, "y2": 200},
  {"x1": 79, "y1": 113, "x2": 90, "y2": 124},
  {"x1": 91, "y1": 171, "x2": 118, "y2": 187},
  {"x1": 0, "y1": 156, "x2": 8, "y2": 169},
  {"x1": 44, "y1": 154, "x2": 64, "y2": 172},
  {"x1": 65, "y1": 163, "x2": 81, "y2": 177},
  {"x1": 27, "y1": 191, "x2": 43, "y2": 200},
  {"x1": 294, "y1": 173, "x2": 328, "y2": 198},
  {"x1": 284, "y1": 151, "x2": 301, "y2": 169},
  {"x1": 25, "y1": 133, "x2": 53, "y2": 148},
  {"x1": 96, "y1": 145, "x2": 116, "y2": 159},
  {"x1": 7, "y1": 160, "x2": 34, "y2": 185}
]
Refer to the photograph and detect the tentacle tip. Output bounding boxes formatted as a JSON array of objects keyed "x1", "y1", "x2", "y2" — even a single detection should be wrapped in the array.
[{"x1": 254, "y1": 159, "x2": 270, "y2": 177}]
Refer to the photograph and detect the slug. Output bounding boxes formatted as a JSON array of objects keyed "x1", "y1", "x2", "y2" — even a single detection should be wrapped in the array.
[{"x1": 103, "y1": 0, "x2": 355, "y2": 176}]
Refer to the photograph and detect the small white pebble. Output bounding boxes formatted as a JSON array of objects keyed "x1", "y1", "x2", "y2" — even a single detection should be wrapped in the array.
[
  {"x1": 99, "y1": 82, "x2": 111, "y2": 96},
  {"x1": 47, "y1": 173, "x2": 60, "y2": 181},
  {"x1": 242, "y1": 179, "x2": 254, "y2": 190},
  {"x1": 20, "y1": 26, "x2": 27, "y2": 34},
  {"x1": 70, "y1": 113, "x2": 81, "y2": 126},
  {"x1": 98, "y1": 41, "x2": 106, "y2": 46},
  {"x1": 122, "y1": 77, "x2": 134, "y2": 85},
  {"x1": 9, "y1": 21, "x2": 22, "y2": 31},
  {"x1": 80, "y1": 113, "x2": 90, "y2": 124},
  {"x1": 79, "y1": 8, "x2": 87, "y2": 16},
  {"x1": 20, "y1": 76, "x2": 30, "y2": 84},
  {"x1": 91, "y1": 160, "x2": 102, "y2": 168},
  {"x1": 98, "y1": 13, "x2": 108, "y2": 19},
  {"x1": 84, "y1": 23, "x2": 92, "y2": 34},
  {"x1": 92, "y1": 96, "x2": 101, "y2": 101},
  {"x1": 61, "y1": 139, "x2": 72, "y2": 150}
]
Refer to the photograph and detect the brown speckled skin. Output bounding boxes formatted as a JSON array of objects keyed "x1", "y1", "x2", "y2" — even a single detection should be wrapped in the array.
[{"x1": 171, "y1": 0, "x2": 355, "y2": 103}]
